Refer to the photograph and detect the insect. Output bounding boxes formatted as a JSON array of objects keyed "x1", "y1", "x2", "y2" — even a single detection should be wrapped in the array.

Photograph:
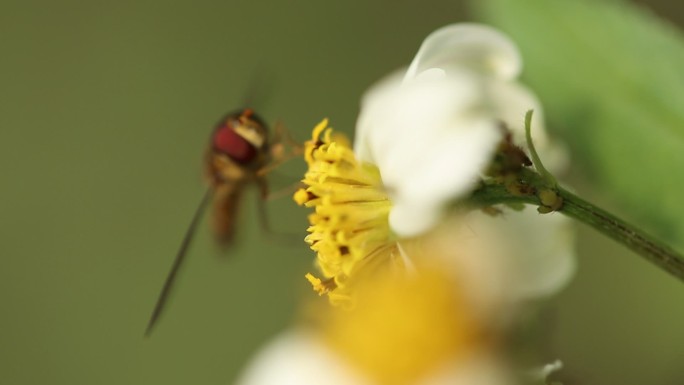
[{"x1": 145, "y1": 108, "x2": 295, "y2": 336}]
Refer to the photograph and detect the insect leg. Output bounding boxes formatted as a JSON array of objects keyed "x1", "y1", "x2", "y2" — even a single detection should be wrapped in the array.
[
  {"x1": 254, "y1": 176, "x2": 303, "y2": 246},
  {"x1": 256, "y1": 121, "x2": 303, "y2": 177},
  {"x1": 145, "y1": 188, "x2": 213, "y2": 337}
]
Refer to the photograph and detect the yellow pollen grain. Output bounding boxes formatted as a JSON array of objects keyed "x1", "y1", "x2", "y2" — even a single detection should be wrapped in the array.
[{"x1": 293, "y1": 189, "x2": 311, "y2": 206}]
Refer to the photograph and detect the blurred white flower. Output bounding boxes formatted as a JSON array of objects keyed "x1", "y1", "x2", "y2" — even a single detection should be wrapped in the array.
[
  {"x1": 236, "y1": 266, "x2": 515, "y2": 385},
  {"x1": 236, "y1": 332, "x2": 512, "y2": 385}
]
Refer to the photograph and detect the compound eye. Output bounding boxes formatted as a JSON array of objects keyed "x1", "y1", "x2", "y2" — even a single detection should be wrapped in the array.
[{"x1": 213, "y1": 123, "x2": 257, "y2": 164}]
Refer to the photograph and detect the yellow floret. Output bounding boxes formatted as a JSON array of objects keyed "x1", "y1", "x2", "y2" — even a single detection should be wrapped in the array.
[{"x1": 295, "y1": 119, "x2": 394, "y2": 305}]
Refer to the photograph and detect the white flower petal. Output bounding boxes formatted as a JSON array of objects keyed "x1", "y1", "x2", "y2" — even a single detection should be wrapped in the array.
[
  {"x1": 354, "y1": 23, "x2": 540, "y2": 237},
  {"x1": 389, "y1": 200, "x2": 442, "y2": 237},
  {"x1": 356, "y1": 69, "x2": 501, "y2": 237},
  {"x1": 466, "y1": 206, "x2": 576, "y2": 300},
  {"x1": 235, "y1": 331, "x2": 370, "y2": 385},
  {"x1": 405, "y1": 23, "x2": 522, "y2": 82}
]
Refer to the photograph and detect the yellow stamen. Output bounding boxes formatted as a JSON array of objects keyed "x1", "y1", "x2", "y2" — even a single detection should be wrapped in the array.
[
  {"x1": 295, "y1": 119, "x2": 394, "y2": 304},
  {"x1": 304, "y1": 273, "x2": 336, "y2": 295}
]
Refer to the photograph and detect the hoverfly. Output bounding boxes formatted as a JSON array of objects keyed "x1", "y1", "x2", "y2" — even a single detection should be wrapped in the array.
[{"x1": 145, "y1": 108, "x2": 296, "y2": 336}]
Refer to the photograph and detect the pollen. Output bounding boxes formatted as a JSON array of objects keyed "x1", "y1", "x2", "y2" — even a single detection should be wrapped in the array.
[{"x1": 295, "y1": 119, "x2": 394, "y2": 304}]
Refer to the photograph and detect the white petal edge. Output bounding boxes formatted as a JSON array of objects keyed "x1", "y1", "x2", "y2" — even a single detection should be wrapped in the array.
[
  {"x1": 405, "y1": 23, "x2": 522, "y2": 82},
  {"x1": 235, "y1": 331, "x2": 371, "y2": 385}
]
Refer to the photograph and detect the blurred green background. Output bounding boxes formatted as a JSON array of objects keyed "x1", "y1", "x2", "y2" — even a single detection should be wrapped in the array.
[{"x1": 1, "y1": 0, "x2": 683, "y2": 384}]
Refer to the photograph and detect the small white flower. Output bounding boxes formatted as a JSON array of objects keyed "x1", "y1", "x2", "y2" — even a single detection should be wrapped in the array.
[{"x1": 354, "y1": 23, "x2": 550, "y2": 236}]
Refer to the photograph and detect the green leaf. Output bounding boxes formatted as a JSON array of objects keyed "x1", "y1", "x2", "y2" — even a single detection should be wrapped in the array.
[{"x1": 473, "y1": 0, "x2": 684, "y2": 252}]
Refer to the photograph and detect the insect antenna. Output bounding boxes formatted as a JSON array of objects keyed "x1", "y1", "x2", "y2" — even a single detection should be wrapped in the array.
[
  {"x1": 145, "y1": 188, "x2": 213, "y2": 337},
  {"x1": 240, "y1": 65, "x2": 277, "y2": 112}
]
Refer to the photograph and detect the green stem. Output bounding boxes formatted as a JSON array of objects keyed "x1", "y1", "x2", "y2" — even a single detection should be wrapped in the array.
[
  {"x1": 469, "y1": 182, "x2": 684, "y2": 283},
  {"x1": 556, "y1": 186, "x2": 684, "y2": 281}
]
